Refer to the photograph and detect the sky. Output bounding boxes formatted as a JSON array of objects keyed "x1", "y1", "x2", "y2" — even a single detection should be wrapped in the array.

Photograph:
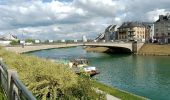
[{"x1": 0, "y1": 0, "x2": 170, "y2": 40}]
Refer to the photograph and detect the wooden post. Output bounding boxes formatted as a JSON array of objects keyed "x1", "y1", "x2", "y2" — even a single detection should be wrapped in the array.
[
  {"x1": 8, "y1": 69, "x2": 18, "y2": 100},
  {"x1": 0, "y1": 58, "x2": 2, "y2": 85}
]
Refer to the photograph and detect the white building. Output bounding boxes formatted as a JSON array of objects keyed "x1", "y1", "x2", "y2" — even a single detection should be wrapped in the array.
[
  {"x1": 150, "y1": 24, "x2": 154, "y2": 41},
  {"x1": 48, "y1": 40, "x2": 54, "y2": 43},
  {"x1": 0, "y1": 34, "x2": 18, "y2": 45},
  {"x1": 82, "y1": 35, "x2": 87, "y2": 42},
  {"x1": 61, "y1": 39, "x2": 65, "y2": 42},
  {"x1": 0, "y1": 41, "x2": 11, "y2": 45},
  {"x1": 20, "y1": 40, "x2": 25, "y2": 44},
  {"x1": 74, "y1": 40, "x2": 77, "y2": 42},
  {"x1": 2, "y1": 34, "x2": 18, "y2": 41},
  {"x1": 35, "y1": 40, "x2": 40, "y2": 43}
]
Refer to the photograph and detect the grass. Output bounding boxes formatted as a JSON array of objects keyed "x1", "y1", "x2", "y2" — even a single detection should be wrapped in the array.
[
  {"x1": 0, "y1": 86, "x2": 6, "y2": 100},
  {"x1": 92, "y1": 80, "x2": 147, "y2": 100}
]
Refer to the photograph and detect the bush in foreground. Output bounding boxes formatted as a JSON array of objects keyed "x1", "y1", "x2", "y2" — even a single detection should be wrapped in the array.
[{"x1": 0, "y1": 48, "x2": 105, "y2": 99}]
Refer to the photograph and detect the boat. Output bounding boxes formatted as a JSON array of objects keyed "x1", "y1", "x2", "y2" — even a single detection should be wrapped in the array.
[
  {"x1": 69, "y1": 58, "x2": 88, "y2": 68},
  {"x1": 69, "y1": 58, "x2": 99, "y2": 76}
]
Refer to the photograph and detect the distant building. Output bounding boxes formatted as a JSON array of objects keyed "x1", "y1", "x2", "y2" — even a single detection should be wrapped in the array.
[
  {"x1": 150, "y1": 24, "x2": 155, "y2": 42},
  {"x1": 0, "y1": 34, "x2": 17, "y2": 41},
  {"x1": 20, "y1": 40, "x2": 25, "y2": 44},
  {"x1": 61, "y1": 39, "x2": 65, "y2": 43},
  {"x1": 35, "y1": 40, "x2": 40, "y2": 43},
  {"x1": 0, "y1": 34, "x2": 18, "y2": 45},
  {"x1": 82, "y1": 35, "x2": 87, "y2": 42},
  {"x1": 154, "y1": 15, "x2": 170, "y2": 43},
  {"x1": 48, "y1": 40, "x2": 54, "y2": 43},
  {"x1": 74, "y1": 40, "x2": 77, "y2": 42},
  {"x1": 95, "y1": 25, "x2": 117, "y2": 42},
  {"x1": 118, "y1": 22, "x2": 150, "y2": 42},
  {"x1": 142, "y1": 22, "x2": 154, "y2": 43}
]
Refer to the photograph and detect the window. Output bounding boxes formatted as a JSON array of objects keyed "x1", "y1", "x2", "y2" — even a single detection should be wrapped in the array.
[
  {"x1": 156, "y1": 29, "x2": 158, "y2": 32},
  {"x1": 168, "y1": 33, "x2": 170, "y2": 36}
]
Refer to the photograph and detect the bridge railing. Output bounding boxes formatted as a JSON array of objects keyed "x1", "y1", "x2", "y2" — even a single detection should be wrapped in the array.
[{"x1": 0, "y1": 58, "x2": 36, "y2": 100}]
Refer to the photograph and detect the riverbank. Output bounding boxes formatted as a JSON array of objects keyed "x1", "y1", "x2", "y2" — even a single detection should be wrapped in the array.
[
  {"x1": 137, "y1": 44, "x2": 170, "y2": 56},
  {"x1": 93, "y1": 81, "x2": 147, "y2": 100}
]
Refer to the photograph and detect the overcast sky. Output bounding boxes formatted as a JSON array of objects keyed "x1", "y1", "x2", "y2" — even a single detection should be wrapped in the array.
[{"x1": 0, "y1": 0, "x2": 170, "y2": 40}]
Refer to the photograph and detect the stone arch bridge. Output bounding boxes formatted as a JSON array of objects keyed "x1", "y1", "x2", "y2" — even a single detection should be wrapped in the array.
[{"x1": 5, "y1": 42, "x2": 144, "y2": 54}]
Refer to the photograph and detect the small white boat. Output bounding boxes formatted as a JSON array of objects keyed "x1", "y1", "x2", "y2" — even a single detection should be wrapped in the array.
[
  {"x1": 69, "y1": 58, "x2": 99, "y2": 76},
  {"x1": 69, "y1": 58, "x2": 88, "y2": 68}
]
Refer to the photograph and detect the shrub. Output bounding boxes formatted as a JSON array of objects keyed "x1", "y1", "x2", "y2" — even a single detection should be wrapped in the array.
[
  {"x1": 10, "y1": 40, "x2": 19, "y2": 45},
  {"x1": 0, "y1": 48, "x2": 105, "y2": 99},
  {"x1": 25, "y1": 39, "x2": 35, "y2": 43}
]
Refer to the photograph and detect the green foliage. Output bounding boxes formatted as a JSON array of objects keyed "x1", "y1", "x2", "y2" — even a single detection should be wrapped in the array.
[
  {"x1": 0, "y1": 86, "x2": 6, "y2": 100},
  {"x1": 25, "y1": 39, "x2": 35, "y2": 43},
  {"x1": 10, "y1": 40, "x2": 19, "y2": 45},
  {"x1": 0, "y1": 48, "x2": 105, "y2": 99}
]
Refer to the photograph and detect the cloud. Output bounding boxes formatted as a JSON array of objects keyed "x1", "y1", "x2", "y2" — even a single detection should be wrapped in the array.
[
  {"x1": 146, "y1": 9, "x2": 170, "y2": 21},
  {"x1": 0, "y1": 0, "x2": 170, "y2": 40}
]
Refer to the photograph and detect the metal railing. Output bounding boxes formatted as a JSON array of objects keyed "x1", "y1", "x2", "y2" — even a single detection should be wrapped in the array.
[{"x1": 0, "y1": 58, "x2": 36, "y2": 100}]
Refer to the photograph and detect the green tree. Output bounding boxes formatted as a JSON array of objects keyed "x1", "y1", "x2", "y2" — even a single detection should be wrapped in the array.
[
  {"x1": 25, "y1": 39, "x2": 35, "y2": 43},
  {"x1": 10, "y1": 40, "x2": 19, "y2": 45}
]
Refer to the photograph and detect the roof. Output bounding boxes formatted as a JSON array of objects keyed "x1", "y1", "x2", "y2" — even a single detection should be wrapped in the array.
[
  {"x1": 104, "y1": 25, "x2": 117, "y2": 32},
  {"x1": 0, "y1": 34, "x2": 17, "y2": 41},
  {"x1": 118, "y1": 22, "x2": 146, "y2": 29},
  {"x1": 155, "y1": 15, "x2": 170, "y2": 23}
]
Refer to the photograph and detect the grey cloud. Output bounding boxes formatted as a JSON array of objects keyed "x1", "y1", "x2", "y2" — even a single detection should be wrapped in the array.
[{"x1": 0, "y1": 0, "x2": 170, "y2": 40}]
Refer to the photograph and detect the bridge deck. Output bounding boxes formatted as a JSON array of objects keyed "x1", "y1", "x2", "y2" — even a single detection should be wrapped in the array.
[{"x1": 5, "y1": 42, "x2": 143, "y2": 53}]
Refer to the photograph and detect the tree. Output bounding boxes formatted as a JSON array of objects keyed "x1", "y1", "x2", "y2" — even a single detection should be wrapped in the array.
[
  {"x1": 10, "y1": 40, "x2": 19, "y2": 45},
  {"x1": 25, "y1": 39, "x2": 35, "y2": 43}
]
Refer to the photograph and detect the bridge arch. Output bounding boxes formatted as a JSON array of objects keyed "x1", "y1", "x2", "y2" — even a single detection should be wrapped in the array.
[{"x1": 83, "y1": 42, "x2": 133, "y2": 53}]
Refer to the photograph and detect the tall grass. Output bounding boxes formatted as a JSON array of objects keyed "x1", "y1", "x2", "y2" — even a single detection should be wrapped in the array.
[{"x1": 0, "y1": 48, "x2": 105, "y2": 99}]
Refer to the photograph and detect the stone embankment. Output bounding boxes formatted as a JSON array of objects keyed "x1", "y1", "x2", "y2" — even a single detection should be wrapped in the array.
[{"x1": 137, "y1": 44, "x2": 170, "y2": 56}]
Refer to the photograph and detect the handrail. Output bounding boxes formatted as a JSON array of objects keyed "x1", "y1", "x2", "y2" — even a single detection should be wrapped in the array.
[
  {"x1": 0, "y1": 58, "x2": 36, "y2": 100},
  {"x1": 10, "y1": 74, "x2": 36, "y2": 100}
]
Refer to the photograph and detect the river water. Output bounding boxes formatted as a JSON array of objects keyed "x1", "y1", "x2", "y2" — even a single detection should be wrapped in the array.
[{"x1": 27, "y1": 46, "x2": 170, "y2": 100}]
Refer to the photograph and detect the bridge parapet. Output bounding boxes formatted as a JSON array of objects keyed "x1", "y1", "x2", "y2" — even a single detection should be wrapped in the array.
[{"x1": 84, "y1": 42, "x2": 133, "y2": 52}]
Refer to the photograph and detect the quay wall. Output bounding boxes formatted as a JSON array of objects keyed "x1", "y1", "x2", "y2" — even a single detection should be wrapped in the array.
[{"x1": 137, "y1": 44, "x2": 170, "y2": 56}]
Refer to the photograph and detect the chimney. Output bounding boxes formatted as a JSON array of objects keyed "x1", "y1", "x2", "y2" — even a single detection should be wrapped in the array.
[{"x1": 159, "y1": 15, "x2": 164, "y2": 20}]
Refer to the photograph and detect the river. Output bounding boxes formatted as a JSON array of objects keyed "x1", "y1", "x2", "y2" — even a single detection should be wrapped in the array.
[{"x1": 27, "y1": 46, "x2": 170, "y2": 100}]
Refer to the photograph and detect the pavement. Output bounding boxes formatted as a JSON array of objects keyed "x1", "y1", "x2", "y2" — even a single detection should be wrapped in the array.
[{"x1": 106, "y1": 94, "x2": 121, "y2": 100}]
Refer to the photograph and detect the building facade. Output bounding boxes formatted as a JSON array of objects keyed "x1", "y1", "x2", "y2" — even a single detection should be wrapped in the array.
[
  {"x1": 95, "y1": 25, "x2": 117, "y2": 42},
  {"x1": 154, "y1": 15, "x2": 170, "y2": 43},
  {"x1": 118, "y1": 22, "x2": 150, "y2": 42},
  {"x1": 82, "y1": 35, "x2": 87, "y2": 42}
]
